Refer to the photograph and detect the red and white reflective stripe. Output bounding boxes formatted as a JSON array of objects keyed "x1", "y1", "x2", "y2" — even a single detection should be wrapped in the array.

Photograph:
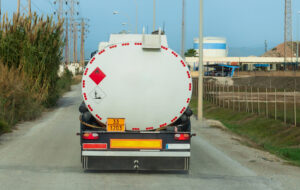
[
  {"x1": 161, "y1": 45, "x2": 168, "y2": 50},
  {"x1": 171, "y1": 116, "x2": 178, "y2": 123},
  {"x1": 83, "y1": 143, "x2": 107, "y2": 150},
  {"x1": 89, "y1": 57, "x2": 95, "y2": 64},
  {"x1": 187, "y1": 71, "x2": 191, "y2": 78},
  {"x1": 98, "y1": 49, "x2": 105, "y2": 55},
  {"x1": 83, "y1": 41, "x2": 192, "y2": 130},
  {"x1": 88, "y1": 105, "x2": 93, "y2": 112},
  {"x1": 109, "y1": 45, "x2": 117, "y2": 49},
  {"x1": 84, "y1": 68, "x2": 88, "y2": 75},
  {"x1": 171, "y1": 51, "x2": 178, "y2": 57},
  {"x1": 180, "y1": 107, "x2": 186, "y2": 114},
  {"x1": 160, "y1": 123, "x2": 167, "y2": 128},
  {"x1": 83, "y1": 93, "x2": 87, "y2": 100},
  {"x1": 180, "y1": 60, "x2": 186, "y2": 67},
  {"x1": 95, "y1": 114, "x2": 102, "y2": 120}
]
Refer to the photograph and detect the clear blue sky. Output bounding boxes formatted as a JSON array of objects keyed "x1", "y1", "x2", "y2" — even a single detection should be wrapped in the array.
[{"x1": 1, "y1": 0, "x2": 300, "y2": 57}]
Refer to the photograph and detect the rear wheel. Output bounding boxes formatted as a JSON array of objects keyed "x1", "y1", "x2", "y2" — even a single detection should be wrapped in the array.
[{"x1": 181, "y1": 119, "x2": 191, "y2": 132}]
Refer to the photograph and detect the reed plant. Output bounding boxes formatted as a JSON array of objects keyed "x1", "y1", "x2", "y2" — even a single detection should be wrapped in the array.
[
  {"x1": 0, "y1": 13, "x2": 64, "y2": 106},
  {"x1": 0, "y1": 13, "x2": 67, "y2": 132},
  {"x1": 0, "y1": 64, "x2": 42, "y2": 130}
]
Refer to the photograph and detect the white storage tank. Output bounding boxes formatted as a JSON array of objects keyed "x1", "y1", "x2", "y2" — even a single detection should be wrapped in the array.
[
  {"x1": 82, "y1": 34, "x2": 192, "y2": 131},
  {"x1": 193, "y1": 37, "x2": 227, "y2": 57}
]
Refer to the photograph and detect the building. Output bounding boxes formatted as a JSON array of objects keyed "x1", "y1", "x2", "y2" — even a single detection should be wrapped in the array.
[{"x1": 193, "y1": 37, "x2": 227, "y2": 57}]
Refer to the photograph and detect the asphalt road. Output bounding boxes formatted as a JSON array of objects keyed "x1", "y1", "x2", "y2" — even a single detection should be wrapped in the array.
[{"x1": 0, "y1": 85, "x2": 299, "y2": 190}]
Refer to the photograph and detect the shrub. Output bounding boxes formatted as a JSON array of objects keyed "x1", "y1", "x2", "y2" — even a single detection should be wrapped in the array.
[
  {"x1": 0, "y1": 13, "x2": 64, "y2": 106},
  {"x1": 0, "y1": 13, "x2": 66, "y2": 132},
  {"x1": 57, "y1": 69, "x2": 73, "y2": 95},
  {"x1": 0, "y1": 64, "x2": 42, "y2": 127},
  {"x1": 0, "y1": 120, "x2": 10, "y2": 134}
]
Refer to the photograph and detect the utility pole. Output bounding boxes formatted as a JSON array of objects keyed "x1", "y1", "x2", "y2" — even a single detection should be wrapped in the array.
[
  {"x1": 67, "y1": 0, "x2": 80, "y2": 63},
  {"x1": 265, "y1": 40, "x2": 268, "y2": 53},
  {"x1": 181, "y1": 0, "x2": 185, "y2": 57},
  {"x1": 297, "y1": 11, "x2": 300, "y2": 67},
  {"x1": 73, "y1": 21, "x2": 78, "y2": 63},
  {"x1": 56, "y1": 0, "x2": 64, "y2": 18},
  {"x1": 54, "y1": 0, "x2": 68, "y2": 64},
  {"x1": 0, "y1": 0, "x2": 2, "y2": 19},
  {"x1": 65, "y1": 18, "x2": 69, "y2": 65},
  {"x1": 198, "y1": 0, "x2": 204, "y2": 120},
  {"x1": 17, "y1": 0, "x2": 31, "y2": 16},
  {"x1": 134, "y1": 0, "x2": 138, "y2": 33},
  {"x1": 80, "y1": 19, "x2": 85, "y2": 67},
  {"x1": 153, "y1": 0, "x2": 155, "y2": 32},
  {"x1": 284, "y1": 0, "x2": 292, "y2": 70},
  {"x1": 53, "y1": 0, "x2": 64, "y2": 19},
  {"x1": 70, "y1": 0, "x2": 75, "y2": 63},
  {"x1": 79, "y1": 18, "x2": 89, "y2": 68}
]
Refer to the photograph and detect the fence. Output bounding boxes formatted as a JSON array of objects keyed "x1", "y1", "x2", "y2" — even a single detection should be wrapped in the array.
[{"x1": 192, "y1": 78, "x2": 299, "y2": 127}]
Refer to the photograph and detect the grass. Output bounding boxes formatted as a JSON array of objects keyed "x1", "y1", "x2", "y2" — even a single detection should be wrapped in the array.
[
  {"x1": 0, "y1": 66, "x2": 73, "y2": 134},
  {"x1": 72, "y1": 75, "x2": 82, "y2": 85},
  {"x1": 0, "y1": 120, "x2": 10, "y2": 134},
  {"x1": 190, "y1": 96, "x2": 300, "y2": 166},
  {"x1": 57, "y1": 70, "x2": 73, "y2": 95}
]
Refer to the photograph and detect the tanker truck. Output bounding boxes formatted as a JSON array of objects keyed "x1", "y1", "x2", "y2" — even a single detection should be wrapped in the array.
[{"x1": 78, "y1": 31, "x2": 194, "y2": 171}]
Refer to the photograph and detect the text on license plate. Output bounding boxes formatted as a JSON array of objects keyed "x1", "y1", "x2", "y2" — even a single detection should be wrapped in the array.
[{"x1": 107, "y1": 118, "x2": 125, "y2": 132}]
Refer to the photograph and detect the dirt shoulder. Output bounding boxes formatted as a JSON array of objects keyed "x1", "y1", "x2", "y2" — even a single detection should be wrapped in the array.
[{"x1": 192, "y1": 117, "x2": 300, "y2": 190}]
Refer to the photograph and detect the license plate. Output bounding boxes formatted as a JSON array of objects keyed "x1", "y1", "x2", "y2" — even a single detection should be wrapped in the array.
[{"x1": 107, "y1": 118, "x2": 125, "y2": 132}]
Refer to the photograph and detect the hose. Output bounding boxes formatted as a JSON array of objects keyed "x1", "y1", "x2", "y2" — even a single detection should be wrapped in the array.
[
  {"x1": 79, "y1": 115, "x2": 167, "y2": 131},
  {"x1": 79, "y1": 115, "x2": 106, "y2": 129}
]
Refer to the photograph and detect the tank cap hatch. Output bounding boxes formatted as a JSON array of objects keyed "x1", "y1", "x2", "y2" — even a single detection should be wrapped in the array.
[{"x1": 142, "y1": 28, "x2": 162, "y2": 49}]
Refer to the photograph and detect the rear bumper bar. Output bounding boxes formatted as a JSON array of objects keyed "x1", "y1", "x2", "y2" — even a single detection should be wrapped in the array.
[
  {"x1": 82, "y1": 150, "x2": 190, "y2": 157},
  {"x1": 82, "y1": 154, "x2": 190, "y2": 171}
]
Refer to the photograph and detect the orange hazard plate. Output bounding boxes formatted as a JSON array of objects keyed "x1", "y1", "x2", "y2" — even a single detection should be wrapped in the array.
[
  {"x1": 110, "y1": 139, "x2": 162, "y2": 149},
  {"x1": 107, "y1": 118, "x2": 125, "y2": 132}
]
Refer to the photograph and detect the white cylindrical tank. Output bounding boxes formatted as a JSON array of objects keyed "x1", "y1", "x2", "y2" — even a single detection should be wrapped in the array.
[
  {"x1": 82, "y1": 40, "x2": 192, "y2": 131},
  {"x1": 194, "y1": 37, "x2": 227, "y2": 57}
]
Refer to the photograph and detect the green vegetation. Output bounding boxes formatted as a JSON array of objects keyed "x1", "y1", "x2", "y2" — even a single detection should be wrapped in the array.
[
  {"x1": 0, "y1": 13, "x2": 73, "y2": 134},
  {"x1": 184, "y1": 49, "x2": 196, "y2": 57},
  {"x1": 0, "y1": 120, "x2": 9, "y2": 134},
  {"x1": 57, "y1": 69, "x2": 73, "y2": 95},
  {"x1": 190, "y1": 96, "x2": 300, "y2": 166},
  {"x1": 72, "y1": 74, "x2": 83, "y2": 85}
]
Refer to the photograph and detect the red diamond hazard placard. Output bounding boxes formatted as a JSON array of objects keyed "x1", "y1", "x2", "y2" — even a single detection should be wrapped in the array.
[{"x1": 89, "y1": 67, "x2": 106, "y2": 85}]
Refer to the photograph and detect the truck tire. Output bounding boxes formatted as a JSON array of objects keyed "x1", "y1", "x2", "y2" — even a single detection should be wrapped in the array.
[
  {"x1": 79, "y1": 102, "x2": 88, "y2": 113},
  {"x1": 183, "y1": 119, "x2": 191, "y2": 132},
  {"x1": 185, "y1": 107, "x2": 193, "y2": 117},
  {"x1": 82, "y1": 111, "x2": 92, "y2": 122}
]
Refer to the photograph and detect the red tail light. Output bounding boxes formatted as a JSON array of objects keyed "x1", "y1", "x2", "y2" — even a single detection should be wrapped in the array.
[
  {"x1": 82, "y1": 132, "x2": 99, "y2": 140},
  {"x1": 83, "y1": 143, "x2": 107, "y2": 150},
  {"x1": 174, "y1": 134, "x2": 190, "y2": 141}
]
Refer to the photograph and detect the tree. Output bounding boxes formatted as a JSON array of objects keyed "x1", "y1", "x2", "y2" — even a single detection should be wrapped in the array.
[{"x1": 184, "y1": 49, "x2": 196, "y2": 57}]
